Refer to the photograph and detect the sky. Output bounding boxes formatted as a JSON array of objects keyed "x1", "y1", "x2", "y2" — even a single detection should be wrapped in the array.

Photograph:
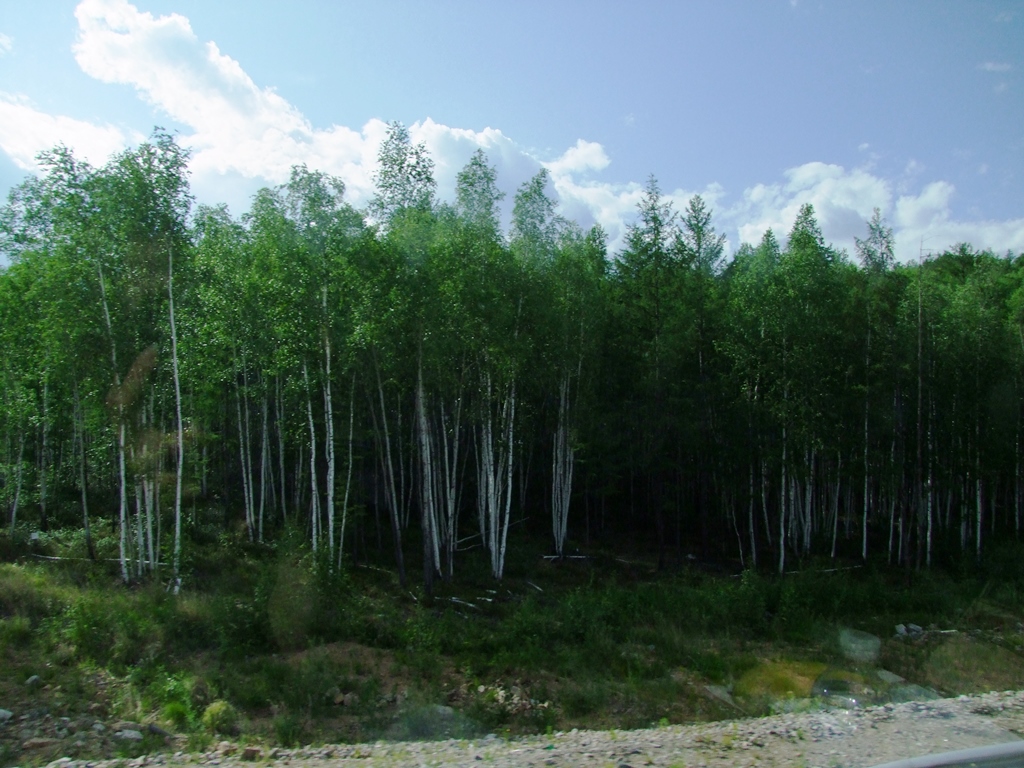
[{"x1": 0, "y1": 0, "x2": 1022, "y2": 261}]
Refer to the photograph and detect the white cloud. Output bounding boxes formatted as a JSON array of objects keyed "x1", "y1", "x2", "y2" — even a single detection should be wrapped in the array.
[
  {"x1": 979, "y1": 61, "x2": 1012, "y2": 72},
  {"x1": 892, "y1": 181, "x2": 1024, "y2": 258},
  {"x1": 721, "y1": 165, "x2": 1024, "y2": 261},
  {"x1": 409, "y1": 118, "x2": 541, "y2": 206},
  {"x1": 73, "y1": 0, "x2": 365, "y2": 187},
  {"x1": 0, "y1": 33, "x2": 12, "y2": 56},
  {"x1": 68, "y1": 0, "x2": 551, "y2": 213},
  {"x1": 723, "y1": 162, "x2": 891, "y2": 255},
  {"x1": 544, "y1": 139, "x2": 611, "y2": 176},
  {"x1": 0, "y1": 92, "x2": 129, "y2": 170},
  {"x1": 5, "y1": 0, "x2": 1023, "y2": 262}
]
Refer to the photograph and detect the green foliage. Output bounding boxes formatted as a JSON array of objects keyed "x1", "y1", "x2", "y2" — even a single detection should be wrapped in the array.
[
  {"x1": 272, "y1": 712, "x2": 305, "y2": 747},
  {"x1": 201, "y1": 700, "x2": 239, "y2": 735},
  {"x1": 0, "y1": 615, "x2": 32, "y2": 649}
]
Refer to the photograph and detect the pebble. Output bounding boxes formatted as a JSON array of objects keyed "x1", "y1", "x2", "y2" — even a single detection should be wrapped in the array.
[
  {"x1": 23, "y1": 736, "x2": 60, "y2": 750},
  {"x1": 0, "y1": 708, "x2": 13, "y2": 722}
]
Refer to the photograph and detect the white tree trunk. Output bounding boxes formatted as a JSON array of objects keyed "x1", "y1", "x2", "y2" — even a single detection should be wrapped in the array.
[
  {"x1": 276, "y1": 375, "x2": 287, "y2": 524},
  {"x1": 98, "y1": 264, "x2": 130, "y2": 583},
  {"x1": 338, "y1": 372, "x2": 355, "y2": 570},
  {"x1": 242, "y1": 360, "x2": 255, "y2": 541},
  {"x1": 477, "y1": 369, "x2": 516, "y2": 580},
  {"x1": 438, "y1": 391, "x2": 462, "y2": 580},
  {"x1": 73, "y1": 380, "x2": 94, "y2": 558},
  {"x1": 324, "y1": 337, "x2": 336, "y2": 563},
  {"x1": 259, "y1": 389, "x2": 269, "y2": 543},
  {"x1": 304, "y1": 362, "x2": 321, "y2": 552},
  {"x1": 372, "y1": 358, "x2": 406, "y2": 586},
  {"x1": 552, "y1": 373, "x2": 574, "y2": 557},
  {"x1": 8, "y1": 430, "x2": 25, "y2": 533},
  {"x1": 234, "y1": 361, "x2": 254, "y2": 542},
  {"x1": 39, "y1": 377, "x2": 49, "y2": 531},
  {"x1": 169, "y1": 246, "x2": 184, "y2": 586},
  {"x1": 415, "y1": 359, "x2": 440, "y2": 590}
]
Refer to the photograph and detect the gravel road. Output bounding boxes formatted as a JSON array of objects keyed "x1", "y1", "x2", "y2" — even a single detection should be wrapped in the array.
[{"x1": 47, "y1": 690, "x2": 1024, "y2": 768}]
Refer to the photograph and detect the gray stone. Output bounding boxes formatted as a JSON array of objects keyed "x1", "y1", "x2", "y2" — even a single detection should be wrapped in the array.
[
  {"x1": 825, "y1": 694, "x2": 861, "y2": 709},
  {"x1": 888, "y1": 683, "x2": 941, "y2": 703},
  {"x1": 895, "y1": 623, "x2": 907, "y2": 636},
  {"x1": 114, "y1": 729, "x2": 144, "y2": 741},
  {"x1": 704, "y1": 685, "x2": 739, "y2": 708},
  {"x1": 838, "y1": 628, "x2": 881, "y2": 663},
  {"x1": 23, "y1": 737, "x2": 60, "y2": 749},
  {"x1": 0, "y1": 708, "x2": 13, "y2": 722},
  {"x1": 25, "y1": 675, "x2": 42, "y2": 688},
  {"x1": 876, "y1": 669, "x2": 906, "y2": 685},
  {"x1": 907, "y1": 623, "x2": 924, "y2": 637},
  {"x1": 91, "y1": 722, "x2": 105, "y2": 733}
]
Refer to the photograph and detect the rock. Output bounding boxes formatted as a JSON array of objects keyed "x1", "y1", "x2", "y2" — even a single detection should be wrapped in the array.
[
  {"x1": 241, "y1": 746, "x2": 262, "y2": 761},
  {"x1": 114, "y1": 729, "x2": 144, "y2": 741},
  {"x1": 888, "y1": 683, "x2": 941, "y2": 703},
  {"x1": 22, "y1": 737, "x2": 60, "y2": 749},
  {"x1": 113, "y1": 720, "x2": 143, "y2": 732},
  {"x1": 46, "y1": 758, "x2": 73, "y2": 768},
  {"x1": 432, "y1": 704, "x2": 455, "y2": 719},
  {"x1": 216, "y1": 740, "x2": 236, "y2": 756},
  {"x1": 895, "y1": 623, "x2": 907, "y2": 636},
  {"x1": 146, "y1": 723, "x2": 173, "y2": 738},
  {"x1": 876, "y1": 669, "x2": 906, "y2": 685},
  {"x1": 704, "y1": 685, "x2": 739, "y2": 709},
  {"x1": 342, "y1": 692, "x2": 359, "y2": 707},
  {"x1": 825, "y1": 694, "x2": 861, "y2": 709},
  {"x1": 91, "y1": 722, "x2": 106, "y2": 733},
  {"x1": 0, "y1": 708, "x2": 13, "y2": 722},
  {"x1": 907, "y1": 623, "x2": 924, "y2": 638},
  {"x1": 838, "y1": 628, "x2": 882, "y2": 664},
  {"x1": 25, "y1": 675, "x2": 42, "y2": 688}
]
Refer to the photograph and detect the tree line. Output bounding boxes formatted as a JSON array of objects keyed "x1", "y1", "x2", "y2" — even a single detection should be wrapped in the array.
[{"x1": 2, "y1": 126, "x2": 1022, "y2": 590}]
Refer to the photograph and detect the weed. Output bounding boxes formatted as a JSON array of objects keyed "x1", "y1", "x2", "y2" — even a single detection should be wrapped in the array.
[
  {"x1": 273, "y1": 712, "x2": 305, "y2": 746},
  {"x1": 202, "y1": 700, "x2": 239, "y2": 736},
  {"x1": 0, "y1": 615, "x2": 32, "y2": 649}
]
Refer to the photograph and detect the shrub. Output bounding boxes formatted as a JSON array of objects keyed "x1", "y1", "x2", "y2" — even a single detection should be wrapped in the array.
[
  {"x1": 0, "y1": 615, "x2": 32, "y2": 649},
  {"x1": 273, "y1": 712, "x2": 304, "y2": 747},
  {"x1": 163, "y1": 701, "x2": 192, "y2": 731},
  {"x1": 201, "y1": 700, "x2": 239, "y2": 735}
]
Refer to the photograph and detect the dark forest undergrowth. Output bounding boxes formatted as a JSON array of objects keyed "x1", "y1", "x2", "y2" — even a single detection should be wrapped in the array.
[{"x1": 2, "y1": 521, "x2": 1024, "y2": 766}]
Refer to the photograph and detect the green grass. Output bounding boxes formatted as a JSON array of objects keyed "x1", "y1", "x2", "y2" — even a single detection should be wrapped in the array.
[{"x1": 1, "y1": 522, "x2": 1023, "y2": 766}]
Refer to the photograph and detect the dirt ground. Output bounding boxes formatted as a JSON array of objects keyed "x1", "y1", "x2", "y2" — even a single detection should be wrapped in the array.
[{"x1": 14, "y1": 689, "x2": 1019, "y2": 768}]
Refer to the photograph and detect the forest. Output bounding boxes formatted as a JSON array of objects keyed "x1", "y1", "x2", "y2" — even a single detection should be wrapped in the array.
[{"x1": 2, "y1": 125, "x2": 1024, "y2": 592}]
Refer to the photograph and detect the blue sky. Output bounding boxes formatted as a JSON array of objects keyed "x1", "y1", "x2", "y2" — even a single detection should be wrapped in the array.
[{"x1": 0, "y1": 0, "x2": 1022, "y2": 259}]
